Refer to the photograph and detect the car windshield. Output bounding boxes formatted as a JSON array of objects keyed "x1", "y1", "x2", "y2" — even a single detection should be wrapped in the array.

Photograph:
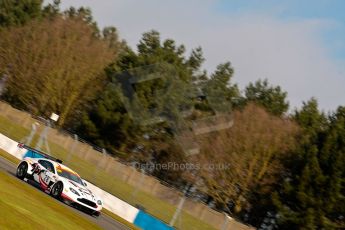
[{"x1": 56, "y1": 168, "x2": 83, "y2": 185}]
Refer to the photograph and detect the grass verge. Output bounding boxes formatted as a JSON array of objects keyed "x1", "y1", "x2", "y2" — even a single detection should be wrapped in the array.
[
  {"x1": 0, "y1": 148, "x2": 19, "y2": 164},
  {"x1": 0, "y1": 170, "x2": 102, "y2": 230}
]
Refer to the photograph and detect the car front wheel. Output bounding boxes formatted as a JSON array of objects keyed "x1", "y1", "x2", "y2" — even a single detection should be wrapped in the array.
[
  {"x1": 93, "y1": 211, "x2": 101, "y2": 218},
  {"x1": 51, "y1": 182, "x2": 63, "y2": 199},
  {"x1": 16, "y1": 162, "x2": 28, "y2": 180}
]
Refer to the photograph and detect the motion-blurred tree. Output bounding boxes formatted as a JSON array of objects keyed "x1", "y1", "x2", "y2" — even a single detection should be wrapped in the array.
[
  {"x1": 0, "y1": 0, "x2": 42, "y2": 27},
  {"x1": 76, "y1": 31, "x2": 207, "y2": 158},
  {"x1": 42, "y1": 0, "x2": 60, "y2": 18},
  {"x1": 197, "y1": 103, "x2": 298, "y2": 215},
  {"x1": 0, "y1": 16, "x2": 120, "y2": 125},
  {"x1": 244, "y1": 79, "x2": 289, "y2": 116},
  {"x1": 201, "y1": 62, "x2": 239, "y2": 113},
  {"x1": 273, "y1": 99, "x2": 345, "y2": 229}
]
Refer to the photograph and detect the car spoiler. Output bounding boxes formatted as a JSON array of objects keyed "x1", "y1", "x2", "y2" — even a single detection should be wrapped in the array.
[{"x1": 17, "y1": 143, "x2": 63, "y2": 164}]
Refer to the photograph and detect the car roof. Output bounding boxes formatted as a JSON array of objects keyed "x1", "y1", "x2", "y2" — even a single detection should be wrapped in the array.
[{"x1": 36, "y1": 158, "x2": 80, "y2": 177}]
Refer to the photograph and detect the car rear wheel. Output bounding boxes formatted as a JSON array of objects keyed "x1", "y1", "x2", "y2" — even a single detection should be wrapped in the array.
[
  {"x1": 16, "y1": 162, "x2": 28, "y2": 180},
  {"x1": 51, "y1": 182, "x2": 63, "y2": 199}
]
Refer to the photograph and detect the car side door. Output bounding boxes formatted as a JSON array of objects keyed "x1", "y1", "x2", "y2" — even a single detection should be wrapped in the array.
[{"x1": 37, "y1": 160, "x2": 55, "y2": 186}]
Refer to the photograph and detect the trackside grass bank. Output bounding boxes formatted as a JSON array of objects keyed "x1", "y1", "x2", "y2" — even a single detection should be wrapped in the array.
[{"x1": 0, "y1": 170, "x2": 102, "y2": 230}]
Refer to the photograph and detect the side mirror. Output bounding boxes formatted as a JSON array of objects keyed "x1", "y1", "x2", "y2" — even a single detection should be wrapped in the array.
[{"x1": 83, "y1": 180, "x2": 87, "y2": 187}]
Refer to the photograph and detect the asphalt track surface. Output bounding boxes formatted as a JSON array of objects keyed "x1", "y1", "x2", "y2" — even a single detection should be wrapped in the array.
[{"x1": 0, "y1": 156, "x2": 131, "y2": 230}]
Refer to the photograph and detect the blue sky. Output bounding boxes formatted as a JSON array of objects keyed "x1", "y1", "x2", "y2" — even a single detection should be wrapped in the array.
[
  {"x1": 50, "y1": 0, "x2": 345, "y2": 111},
  {"x1": 216, "y1": 0, "x2": 345, "y2": 59},
  {"x1": 217, "y1": 0, "x2": 345, "y2": 21}
]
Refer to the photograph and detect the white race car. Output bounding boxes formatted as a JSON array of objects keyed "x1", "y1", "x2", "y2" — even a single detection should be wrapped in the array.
[{"x1": 16, "y1": 147, "x2": 103, "y2": 217}]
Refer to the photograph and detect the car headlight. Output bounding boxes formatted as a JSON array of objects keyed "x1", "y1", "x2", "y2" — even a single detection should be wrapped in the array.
[
  {"x1": 69, "y1": 187, "x2": 80, "y2": 196},
  {"x1": 97, "y1": 200, "x2": 102, "y2": 205}
]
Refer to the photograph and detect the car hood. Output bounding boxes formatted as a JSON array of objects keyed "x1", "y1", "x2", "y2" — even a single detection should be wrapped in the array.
[{"x1": 60, "y1": 177, "x2": 99, "y2": 202}]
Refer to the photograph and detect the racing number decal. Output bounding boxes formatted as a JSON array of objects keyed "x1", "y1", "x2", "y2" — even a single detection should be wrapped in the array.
[
  {"x1": 42, "y1": 171, "x2": 51, "y2": 185},
  {"x1": 43, "y1": 174, "x2": 50, "y2": 184}
]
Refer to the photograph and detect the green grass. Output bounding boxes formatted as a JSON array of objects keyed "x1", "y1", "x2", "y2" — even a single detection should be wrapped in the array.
[
  {"x1": 0, "y1": 115, "x2": 216, "y2": 230},
  {"x1": 0, "y1": 170, "x2": 102, "y2": 230},
  {"x1": 0, "y1": 115, "x2": 30, "y2": 141},
  {"x1": 0, "y1": 148, "x2": 20, "y2": 164}
]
